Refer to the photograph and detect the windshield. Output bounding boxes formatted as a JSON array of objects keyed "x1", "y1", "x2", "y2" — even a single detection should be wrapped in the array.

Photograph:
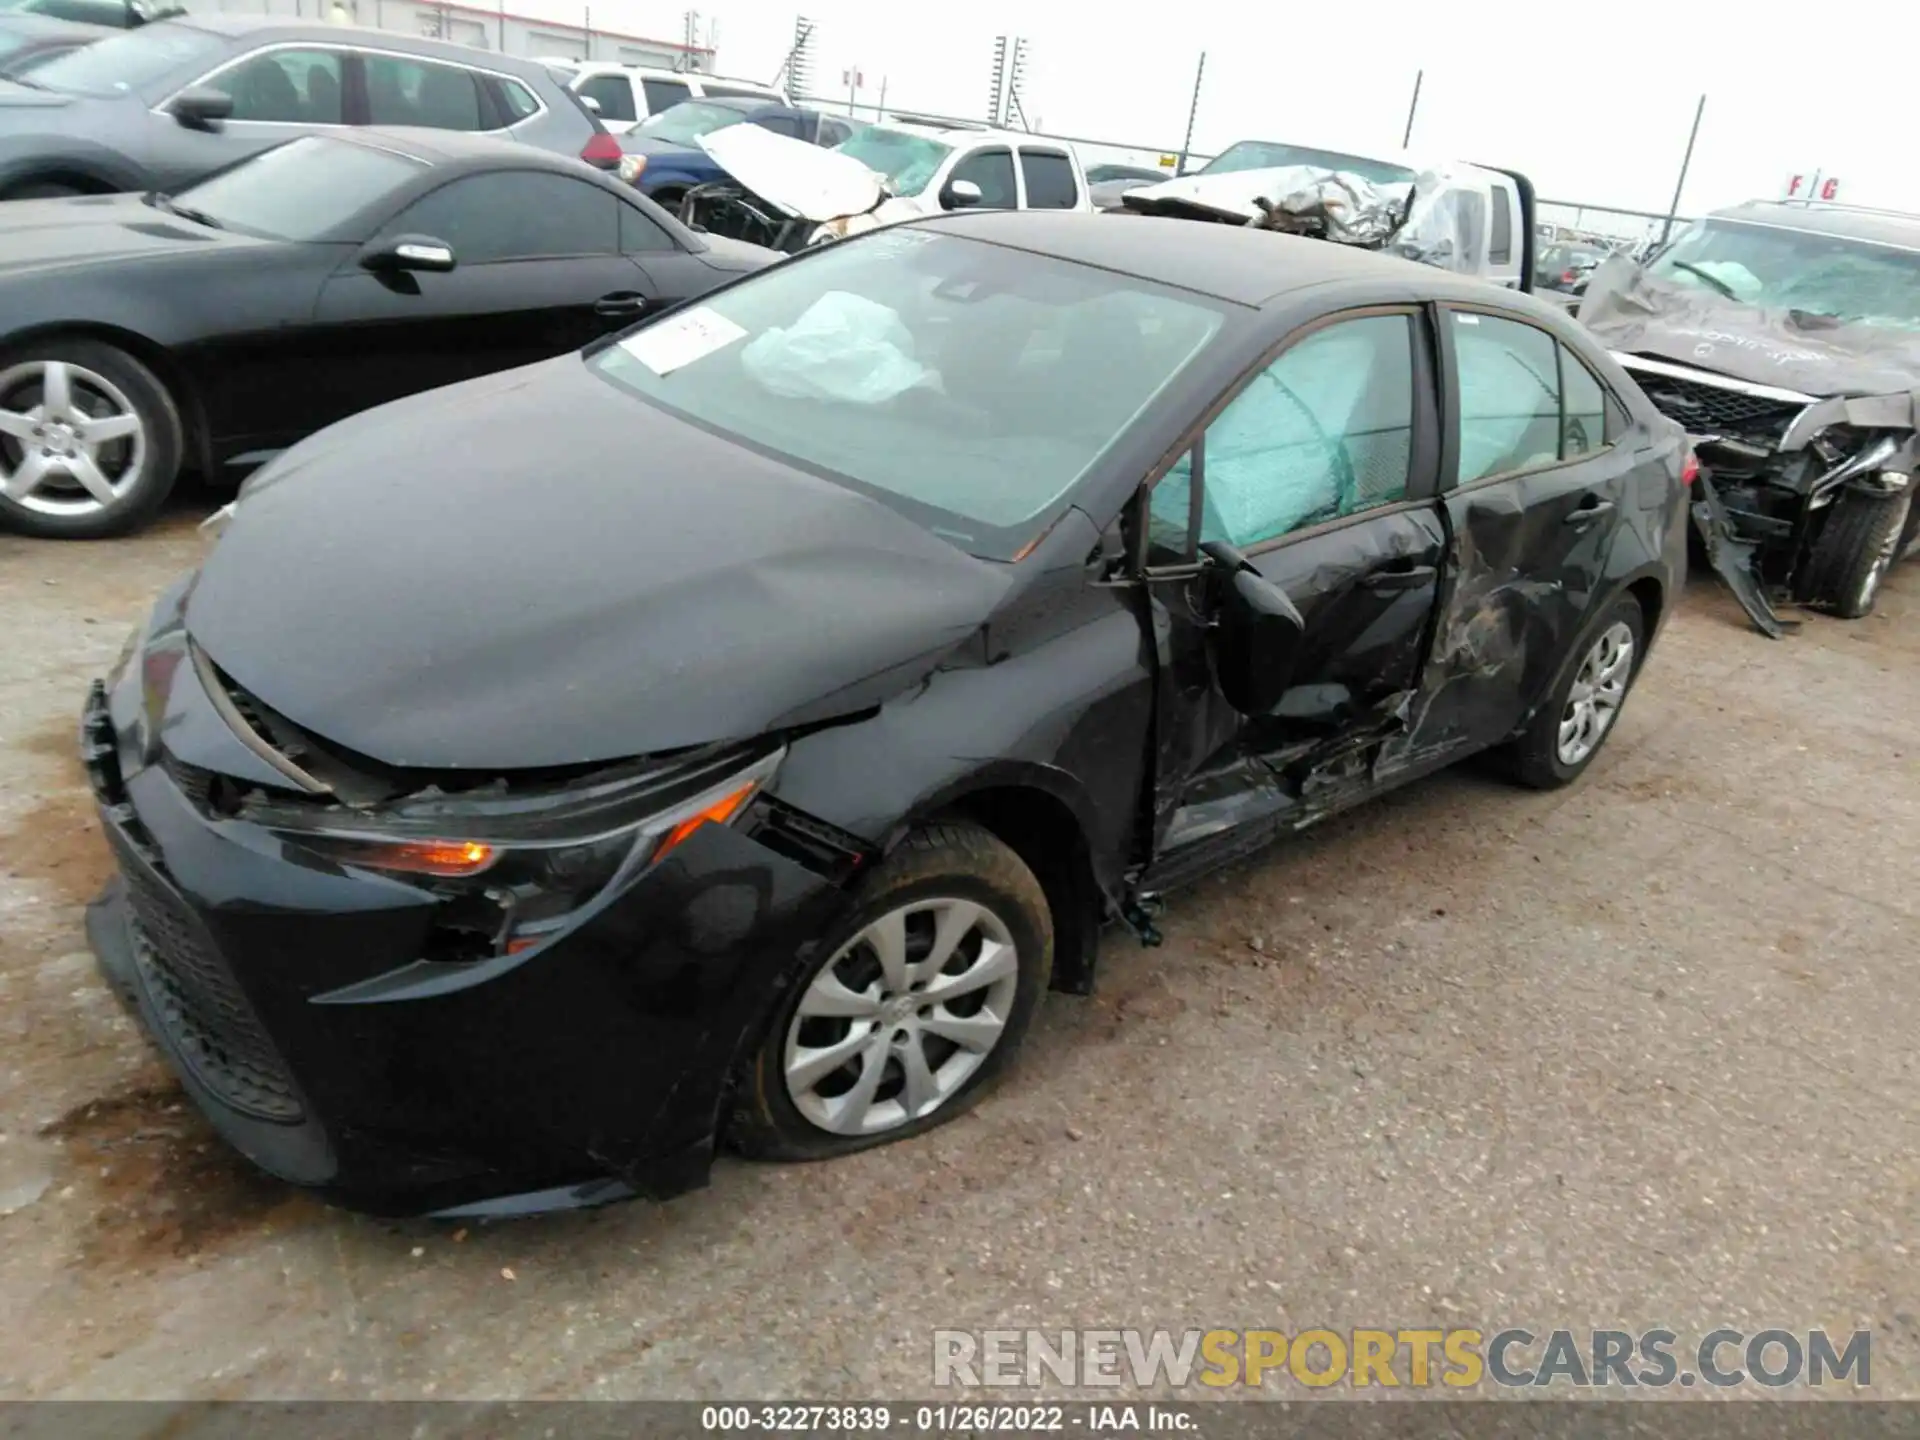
[
  {"x1": 833, "y1": 127, "x2": 952, "y2": 197},
  {"x1": 1199, "y1": 141, "x2": 1417, "y2": 188},
  {"x1": 26, "y1": 18, "x2": 219, "y2": 95},
  {"x1": 1648, "y1": 218, "x2": 1920, "y2": 329},
  {"x1": 170, "y1": 135, "x2": 425, "y2": 241},
  {"x1": 590, "y1": 231, "x2": 1227, "y2": 559},
  {"x1": 637, "y1": 99, "x2": 752, "y2": 146}
]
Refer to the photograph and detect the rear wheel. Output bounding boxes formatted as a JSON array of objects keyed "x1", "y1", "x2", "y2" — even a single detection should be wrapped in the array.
[
  {"x1": 1795, "y1": 488, "x2": 1910, "y2": 619},
  {"x1": 728, "y1": 822, "x2": 1052, "y2": 1161},
  {"x1": 1496, "y1": 595, "x2": 1646, "y2": 790},
  {"x1": 0, "y1": 340, "x2": 184, "y2": 539}
]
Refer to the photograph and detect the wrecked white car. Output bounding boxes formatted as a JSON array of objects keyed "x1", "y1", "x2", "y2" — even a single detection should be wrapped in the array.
[
  {"x1": 1118, "y1": 145, "x2": 1536, "y2": 292},
  {"x1": 1584, "y1": 200, "x2": 1920, "y2": 634}
]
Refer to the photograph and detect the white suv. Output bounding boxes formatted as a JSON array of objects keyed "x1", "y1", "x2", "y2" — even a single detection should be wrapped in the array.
[
  {"x1": 546, "y1": 60, "x2": 785, "y2": 134},
  {"x1": 836, "y1": 121, "x2": 1094, "y2": 214}
]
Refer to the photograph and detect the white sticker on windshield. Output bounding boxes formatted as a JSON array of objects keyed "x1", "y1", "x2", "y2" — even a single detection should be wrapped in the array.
[{"x1": 618, "y1": 306, "x2": 748, "y2": 374}]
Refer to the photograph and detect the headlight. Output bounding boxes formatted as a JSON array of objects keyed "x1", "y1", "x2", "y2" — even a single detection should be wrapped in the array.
[
  {"x1": 279, "y1": 746, "x2": 783, "y2": 960},
  {"x1": 618, "y1": 153, "x2": 646, "y2": 185}
]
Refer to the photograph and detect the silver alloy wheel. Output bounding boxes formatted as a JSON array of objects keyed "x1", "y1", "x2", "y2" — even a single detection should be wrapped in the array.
[
  {"x1": 1556, "y1": 620, "x2": 1635, "y2": 767},
  {"x1": 0, "y1": 360, "x2": 147, "y2": 518},
  {"x1": 784, "y1": 897, "x2": 1020, "y2": 1137}
]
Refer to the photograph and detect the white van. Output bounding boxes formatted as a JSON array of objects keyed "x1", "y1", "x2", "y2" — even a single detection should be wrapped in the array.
[
  {"x1": 543, "y1": 60, "x2": 787, "y2": 134},
  {"x1": 1121, "y1": 139, "x2": 1535, "y2": 291}
]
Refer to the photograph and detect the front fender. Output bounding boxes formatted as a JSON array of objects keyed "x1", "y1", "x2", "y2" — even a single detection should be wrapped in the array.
[{"x1": 0, "y1": 138, "x2": 148, "y2": 195}]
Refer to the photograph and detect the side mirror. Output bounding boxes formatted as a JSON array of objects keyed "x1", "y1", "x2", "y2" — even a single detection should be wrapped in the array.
[
  {"x1": 169, "y1": 86, "x2": 233, "y2": 129},
  {"x1": 360, "y1": 233, "x2": 457, "y2": 273},
  {"x1": 1199, "y1": 540, "x2": 1304, "y2": 716},
  {"x1": 940, "y1": 177, "x2": 983, "y2": 210}
]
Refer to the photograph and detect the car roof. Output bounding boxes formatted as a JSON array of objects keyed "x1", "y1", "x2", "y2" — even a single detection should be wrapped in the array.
[
  {"x1": 907, "y1": 209, "x2": 1520, "y2": 308},
  {"x1": 0, "y1": 10, "x2": 107, "y2": 36},
  {"x1": 335, "y1": 125, "x2": 590, "y2": 170},
  {"x1": 1707, "y1": 200, "x2": 1920, "y2": 251},
  {"x1": 876, "y1": 119, "x2": 1062, "y2": 148},
  {"x1": 163, "y1": 13, "x2": 553, "y2": 76}
]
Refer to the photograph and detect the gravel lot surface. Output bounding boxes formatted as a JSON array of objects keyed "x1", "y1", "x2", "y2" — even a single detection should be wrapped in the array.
[{"x1": 2, "y1": 495, "x2": 1915, "y2": 1401}]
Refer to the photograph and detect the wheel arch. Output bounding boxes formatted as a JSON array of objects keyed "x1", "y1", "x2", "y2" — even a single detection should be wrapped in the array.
[
  {"x1": 895, "y1": 764, "x2": 1113, "y2": 996},
  {"x1": 0, "y1": 321, "x2": 211, "y2": 475}
]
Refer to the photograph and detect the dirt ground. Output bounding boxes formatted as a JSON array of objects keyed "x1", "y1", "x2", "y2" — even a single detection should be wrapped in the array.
[{"x1": 1, "y1": 494, "x2": 1915, "y2": 1401}]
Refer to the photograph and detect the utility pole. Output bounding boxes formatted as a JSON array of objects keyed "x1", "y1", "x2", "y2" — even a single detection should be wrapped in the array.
[
  {"x1": 1658, "y1": 94, "x2": 1707, "y2": 245},
  {"x1": 1176, "y1": 50, "x2": 1205, "y2": 173},
  {"x1": 1401, "y1": 68, "x2": 1422, "y2": 149}
]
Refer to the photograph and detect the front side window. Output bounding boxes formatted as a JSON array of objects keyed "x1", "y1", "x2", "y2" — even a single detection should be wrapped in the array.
[
  {"x1": 576, "y1": 71, "x2": 634, "y2": 122},
  {"x1": 949, "y1": 147, "x2": 1015, "y2": 208},
  {"x1": 1150, "y1": 314, "x2": 1416, "y2": 552},
  {"x1": 833, "y1": 126, "x2": 952, "y2": 198},
  {"x1": 387, "y1": 171, "x2": 621, "y2": 262},
  {"x1": 25, "y1": 18, "x2": 221, "y2": 95},
  {"x1": 754, "y1": 112, "x2": 803, "y2": 139},
  {"x1": 1453, "y1": 312, "x2": 1567, "y2": 481},
  {"x1": 365, "y1": 54, "x2": 484, "y2": 131},
  {"x1": 171, "y1": 133, "x2": 424, "y2": 241},
  {"x1": 217, "y1": 47, "x2": 342, "y2": 124},
  {"x1": 1020, "y1": 150, "x2": 1078, "y2": 209},
  {"x1": 590, "y1": 231, "x2": 1226, "y2": 559}
]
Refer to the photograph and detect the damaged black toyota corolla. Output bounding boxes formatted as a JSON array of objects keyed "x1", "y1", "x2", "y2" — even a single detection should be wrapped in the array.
[
  {"x1": 83, "y1": 211, "x2": 1688, "y2": 1218},
  {"x1": 1581, "y1": 199, "x2": 1920, "y2": 635}
]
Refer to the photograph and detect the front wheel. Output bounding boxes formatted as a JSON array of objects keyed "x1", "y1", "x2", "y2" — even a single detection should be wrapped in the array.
[
  {"x1": 1795, "y1": 488, "x2": 1911, "y2": 619},
  {"x1": 1496, "y1": 595, "x2": 1646, "y2": 790},
  {"x1": 728, "y1": 821, "x2": 1053, "y2": 1161}
]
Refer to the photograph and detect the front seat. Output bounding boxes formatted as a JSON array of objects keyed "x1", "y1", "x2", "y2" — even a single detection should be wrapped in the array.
[
  {"x1": 304, "y1": 62, "x2": 340, "y2": 123},
  {"x1": 237, "y1": 58, "x2": 302, "y2": 123}
]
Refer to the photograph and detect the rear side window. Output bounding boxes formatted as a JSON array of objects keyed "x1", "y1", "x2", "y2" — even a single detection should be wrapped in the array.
[
  {"x1": 1453, "y1": 313, "x2": 1560, "y2": 481},
  {"x1": 949, "y1": 147, "x2": 1016, "y2": 208},
  {"x1": 1560, "y1": 346, "x2": 1609, "y2": 457},
  {"x1": 496, "y1": 77, "x2": 540, "y2": 122},
  {"x1": 1019, "y1": 150, "x2": 1078, "y2": 209},
  {"x1": 1489, "y1": 186, "x2": 1513, "y2": 265},
  {"x1": 577, "y1": 71, "x2": 635, "y2": 122},
  {"x1": 365, "y1": 54, "x2": 485, "y2": 131},
  {"x1": 641, "y1": 76, "x2": 690, "y2": 112}
]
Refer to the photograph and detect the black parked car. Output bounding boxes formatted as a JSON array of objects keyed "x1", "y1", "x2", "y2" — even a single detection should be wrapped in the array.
[
  {"x1": 83, "y1": 212, "x2": 1688, "y2": 1218},
  {"x1": 0, "y1": 127, "x2": 776, "y2": 537}
]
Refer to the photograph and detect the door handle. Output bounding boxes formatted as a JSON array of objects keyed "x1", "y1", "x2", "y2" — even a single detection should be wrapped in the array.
[
  {"x1": 1564, "y1": 498, "x2": 1617, "y2": 527},
  {"x1": 594, "y1": 292, "x2": 651, "y2": 316},
  {"x1": 1359, "y1": 564, "x2": 1436, "y2": 591}
]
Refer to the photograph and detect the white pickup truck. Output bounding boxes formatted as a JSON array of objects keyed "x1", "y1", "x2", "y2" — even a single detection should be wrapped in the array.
[{"x1": 681, "y1": 118, "x2": 1094, "y2": 251}]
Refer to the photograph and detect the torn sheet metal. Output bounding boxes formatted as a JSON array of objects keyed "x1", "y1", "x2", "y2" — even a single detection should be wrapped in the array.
[{"x1": 1689, "y1": 469, "x2": 1794, "y2": 637}]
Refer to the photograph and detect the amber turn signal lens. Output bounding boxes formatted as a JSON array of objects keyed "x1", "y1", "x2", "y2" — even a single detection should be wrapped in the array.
[
  {"x1": 652, "y1": 782, "x2": 759, "y2": 863},
  {"x1": 352, "y1": 838, "x2": 497, "y2": 877}
]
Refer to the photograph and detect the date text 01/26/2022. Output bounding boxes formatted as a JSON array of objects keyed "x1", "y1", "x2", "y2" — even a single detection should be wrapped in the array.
[{"x1": 699, "y1": 1405, "x2": 1196, "y2": 1433}]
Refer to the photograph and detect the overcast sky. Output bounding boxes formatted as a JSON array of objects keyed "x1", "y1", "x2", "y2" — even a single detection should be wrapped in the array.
[{"x1": 555, "y1": 0, "x2": 1912, "y2": 220}]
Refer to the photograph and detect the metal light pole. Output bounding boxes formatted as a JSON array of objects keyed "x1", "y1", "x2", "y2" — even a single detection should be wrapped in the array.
[
  {"x1": 1658, "y1": 94, "x2": 1707, "y2": 245},
  {"x1": 1401, "y1": 68, "x2": 1422, "y2": 149},
  {"x1": 1176, "y1": 51, "x2": 1204, "y2": 174}
]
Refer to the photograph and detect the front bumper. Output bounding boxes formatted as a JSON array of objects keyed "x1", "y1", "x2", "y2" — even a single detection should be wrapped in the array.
[{"x1": 79, "y1": 589, "x2": 848, "y2": 1218}]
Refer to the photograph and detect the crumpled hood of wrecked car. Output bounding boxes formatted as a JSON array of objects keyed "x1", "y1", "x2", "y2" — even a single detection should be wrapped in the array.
[
  {"x1": 1580, "y1": 257, "x2": 1920, "y2": 400},
  {"x1": 184, "y1": 355, "x2": 1013, "y2": 772}
]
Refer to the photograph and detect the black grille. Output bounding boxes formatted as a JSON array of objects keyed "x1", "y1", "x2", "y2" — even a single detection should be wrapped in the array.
[
  {"x1": 115, "y1": 847, "x2": 304, "y2": 1124},
  {"x1": 1630, "y1": 367, "x2": 1807, "y2": 439},
  {"x1": 161, "y1": 753, "x2": 214, "y2": 812}
]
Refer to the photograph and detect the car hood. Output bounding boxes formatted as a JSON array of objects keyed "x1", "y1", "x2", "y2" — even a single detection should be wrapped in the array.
[
  {"x1": 617, "y1": 133, "x2": 707, "y2": 161},
  {"x1": 698, "y1": 122, "x2": 883, "y2": 222},
  {"x1": 0, "y1": 193, "x2": 261, "y2": 276},
  {"x1": 185, "y1": 354, "x2": 1014, "y2": 772},
  {"x1": 1120, "y1": 168, "x2": 1277, "y2": 220},
  {"x1": 1580, "y1": 256, "x2": 1920, "y2": 400}
]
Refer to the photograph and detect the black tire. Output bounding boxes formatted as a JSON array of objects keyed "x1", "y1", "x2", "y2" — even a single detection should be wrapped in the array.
[
  {"x1": 1794, "y1": 488, "x2": 1911, "y2": 619},
  {"x1": 0, "y1": 338, "x2": 183, "y2": 539},
  {"x1": 1496, "y1": 594, "x2": 1647, "y2": 791},
  {"x1": 728, "y1": 821, "x2": 1053, "y2": 1162},
  {"x1": 1, "y1": 181, "x2": 84, "y2": 200}
]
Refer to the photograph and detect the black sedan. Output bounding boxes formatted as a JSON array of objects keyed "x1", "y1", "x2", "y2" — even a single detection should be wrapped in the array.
[
  {"x1": 0, "y1": 126, "x2": 776, "y2": 538},
  {"x1": 83, "y1": 211, "x2": 1689, "y2": 1218}
]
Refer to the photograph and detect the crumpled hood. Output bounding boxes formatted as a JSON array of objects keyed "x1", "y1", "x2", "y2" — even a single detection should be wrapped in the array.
[
  {"x1": 1580, "y1": 257, "x2": 1920, "y2": 399},
  {"x1": 1121, "y1": 167, "x2": 1286, "y2": 221},
  {"x1": 0, "y1": 193, "x2": 257, "y2": 277},
  {"x1": 698, "y1": 122, "x2": 884, "y2": 223},
  {"x1": 186, "y1": 354, "x2": 1013, "y2": 771}
]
